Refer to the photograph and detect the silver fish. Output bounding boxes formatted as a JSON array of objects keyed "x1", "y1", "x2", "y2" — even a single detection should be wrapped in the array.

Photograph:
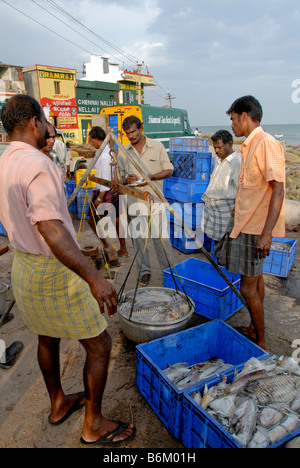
[
  {"x1": 290, "y1": 392, "x2": 300, "y2": 413},
  {"x1": 243, "y1": 375, "x2": 299, "y2": 406},
  {"x1": 208, "y1": 395, "x2": 237, "y2": 418},
  {"x1": 199, "y1": 356, "x2": 300, "y2": 448},
  {"x1": 268, "y1": 414, "x2": 299, "y2": 446},
  {"x1": 227, "y1": 369, "x2": 268, "y2": 395},
  {"x1": 191, "y1": 390, "x2": 202, "y2": 406},
  {"x1": 119, "y1": 290, "x2": 191, "y2": 323},
  {"x1": 164, "y1": 359, "x2": 232, "y2": 390},
  {"x1": 163, "y1": 362, "x2": 189, "y2": 383},
  {"x1": 271, "y1": 242, "x2": 292, "y2": 252},
  {"x1": 248, "y1": 426, "x2": 269, "y2": 449},
  {"x1": 257, "y1": 405, "x2": 285, "y2": 428},
  {"x1": 231, "y1": 397, "x2": 258, "y2": 447}
]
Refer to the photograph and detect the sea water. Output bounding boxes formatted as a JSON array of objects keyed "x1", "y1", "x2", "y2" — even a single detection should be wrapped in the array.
[{"x1": 194, "y1": 124, "x2": 300, "y2": 146}]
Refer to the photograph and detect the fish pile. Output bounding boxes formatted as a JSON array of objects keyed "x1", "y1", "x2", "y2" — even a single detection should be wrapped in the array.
[
  {"x1": 271, "y1": 242, "x2": 292, "y2": 252},
  {"x1": 191, "y1": 355, "x2": 300, "y2": 448},
  {"x1": 118, "y1": 289, "x2": 192, "y2": 323},
  {"x1": 163, "y1": 358, "x2": 233, "y2": 390}
]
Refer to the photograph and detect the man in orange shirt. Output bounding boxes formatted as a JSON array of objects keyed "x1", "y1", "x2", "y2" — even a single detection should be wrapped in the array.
[{"x1": 215, "y1": 96, "x2": 285, "y2": 351}]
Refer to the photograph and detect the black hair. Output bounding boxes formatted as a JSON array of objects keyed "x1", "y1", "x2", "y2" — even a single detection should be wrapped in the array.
[
  {"x1": 226, "y1": 95, "x2": 263, "y2": 122},
  {"x1": 211, "y1": 129, "x2": 233, "y2": 144},
  {"x1": 1, "y1": 94, "x2": 44, "y2": 135},
  {"x1": 47, "y1": 121, "x2": 57, "y2": 136},
  {"x1": 122, "y1": 115, "x2": 142, "y2": 130},
  {"x1": 89, "y1": 126, "x2": 106, "y2": 141}
]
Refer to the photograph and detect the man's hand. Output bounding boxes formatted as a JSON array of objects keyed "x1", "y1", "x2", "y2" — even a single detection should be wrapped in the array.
[
  {"x1": 89, "y1": 273, "x2": 119, "y2": 317},
  {"x1": 37, "y1": 219, "x2": 118, "y2": 316},
  {"x1": 126, "y1": 174, "x2": 139, "y2": 185},
  {"x1": 256, "y1": 233, "x2": 272, "y2": 259}
]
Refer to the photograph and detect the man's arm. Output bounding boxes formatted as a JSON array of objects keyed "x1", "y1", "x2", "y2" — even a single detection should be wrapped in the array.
[
  {"x1": 126, "y1": 169, "x2": 173, "y2": 186},
  {"x1": 149, "y1": 169, "x2": 173, "y2": 181},
  {"x1": 256, "y1": 180, "x2": 284, "y2": 258},
  {"x1": 37, "y1": 219, "x2": 118, "y2": 316}
]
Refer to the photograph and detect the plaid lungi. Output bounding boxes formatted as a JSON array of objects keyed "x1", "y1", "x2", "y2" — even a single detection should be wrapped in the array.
[
  {"x1": 214, "y1": 218, "x2": 264, "y2": 277},
  {"x1": 11, "y1": 251, "x2": 107, "y2": 339},
  {"x1": 203, "y1": 199, "x2": 235, "y2": 241}
]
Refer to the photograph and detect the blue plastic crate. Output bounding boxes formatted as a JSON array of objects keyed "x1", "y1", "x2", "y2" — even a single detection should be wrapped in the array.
[
  {"x1": 163, "y1": 177, "x2": 209, "y2": 203},
  {"x1": 0, "y1": 221, "x2": 7, "y2": 236},
  {"x1": 172, "y1": 152, "x2": 212, "y2": 180},
  {"x1": 169, "y1": 224, "x2": 204, "y2": 254},
  {"x1": 262, "y1": 237, "x2": 297, "y2": 278},
  {"x1": 169, "y1": 137, "x2": 210, "y2": 153},
  {"x1": 136, "y1": 320, "x2": 268, "y2": 440},
  {"x1": 163, "y1": 258, "x2": 243, "y2": 320},
  {"x1": 182, "y1": 364, "x2": 300, "y2": 448},
  {"x1": 77, "y1": 188, "x2": 94, "y2": 220},
  {"x1": 65, "y1": 181, "x2": 77, "y2": 214},
  {"x1": 166, "y1": 200, "x2": 204, "y2": 229}
]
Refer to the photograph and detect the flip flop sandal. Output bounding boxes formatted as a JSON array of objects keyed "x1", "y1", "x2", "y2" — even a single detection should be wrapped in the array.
[
  {"x1": 0, "y1": 341, "x2": 23, "y2": 369},
  {"x1": 48, "y1": 391, "x2": 85, "y2": 426},
  {"x1": 80, "y1": 421, "x2": 136, "y2": 447},
  {"x1": 139, "y1": 274, "x2": 151, "y2": 286}
]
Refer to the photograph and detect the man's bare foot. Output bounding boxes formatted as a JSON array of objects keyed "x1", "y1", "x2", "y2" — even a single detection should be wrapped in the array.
[
  {"x1": 256, "y1": 340, "x2": 270, "y2": 352},
  {"x1": 48, "y1": 392, "x2": 85, "y2": 425},
  {"x1": 81, "y1": 418, "x2": 136, "y2": 446},
  {"x1": 235, "y1": 325, "x2": 256, "y2": 342},
  {"x1": 117, "y1": 250, "x2": 129, "y2": 257}
]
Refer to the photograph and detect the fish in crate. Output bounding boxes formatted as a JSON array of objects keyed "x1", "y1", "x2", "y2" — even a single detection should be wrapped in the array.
[{"x1": 189, "y1": 355, "x2": 300, "y2": 448}]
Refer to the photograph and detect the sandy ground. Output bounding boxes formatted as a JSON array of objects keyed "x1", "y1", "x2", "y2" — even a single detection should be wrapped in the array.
[{"x1": 0, "y1": 221, "x2": 299, "y2": 449}]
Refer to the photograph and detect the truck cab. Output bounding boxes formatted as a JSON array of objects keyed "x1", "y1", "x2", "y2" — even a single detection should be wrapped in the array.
[{"x1": 100, "y1": 104, "x2": 192, "y2": 152}]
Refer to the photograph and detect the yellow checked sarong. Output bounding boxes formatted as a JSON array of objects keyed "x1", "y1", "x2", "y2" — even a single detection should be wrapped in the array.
[{"x1": 11, "y1": 251, "x2": 107, "y2": 339}]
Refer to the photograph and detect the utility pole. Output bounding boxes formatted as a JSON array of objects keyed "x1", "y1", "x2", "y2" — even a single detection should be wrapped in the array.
[
  {"x1": 166, "y1": 93, "x2": 176, "y2": 108},
  {"x1": 136, "y1": 63, "x2": 144, "y2": 105}
]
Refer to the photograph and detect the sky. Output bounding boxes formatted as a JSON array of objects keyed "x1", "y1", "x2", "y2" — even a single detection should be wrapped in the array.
[{"x1": 1, "y1": 0, "x2": 300, "y2": 127}]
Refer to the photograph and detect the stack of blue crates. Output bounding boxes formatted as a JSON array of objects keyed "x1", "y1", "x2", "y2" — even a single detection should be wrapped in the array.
[
  {"x1": 164, "y1": 137, "x2": 212, "y2": 253},
  {"x1": 66, "y1": 180, "x2": 77, "y2": 214}
]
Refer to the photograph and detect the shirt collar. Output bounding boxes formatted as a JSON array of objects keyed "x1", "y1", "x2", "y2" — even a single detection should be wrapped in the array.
[
  {"x1": 241, "y1": 126, "x2": 263, "y2": 150},
  {"x1": 216, "y1": 150, "x2": 237, "y2": 164},
  {"x1": 126, "y1": 136, "x2": 151, "y2": 151}
]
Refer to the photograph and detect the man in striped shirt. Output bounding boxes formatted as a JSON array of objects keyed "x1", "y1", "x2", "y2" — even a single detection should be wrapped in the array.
[{"x1": 202, "y1": 129, "x2": 241, "y2": 242}]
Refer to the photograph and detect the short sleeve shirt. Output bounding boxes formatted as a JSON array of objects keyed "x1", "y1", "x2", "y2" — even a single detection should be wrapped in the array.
[
  {"x1": 118, "y1": 137, "x2": 173, "y2": 211},
  {"x1": 0, "y1": 141, "x2": 79, "y2": 258},
  {"x1": 230, "y1": 127, "x2": 285, "y2": 238}
]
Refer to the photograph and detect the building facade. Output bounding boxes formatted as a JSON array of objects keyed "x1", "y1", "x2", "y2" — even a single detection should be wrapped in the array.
[{"x1": 23, "y1": 64, "x2": 78, "y2": 130}]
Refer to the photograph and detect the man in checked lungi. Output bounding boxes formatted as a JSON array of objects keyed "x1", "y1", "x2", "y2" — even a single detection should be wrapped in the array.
[
  {"x1": 0, "y1": 95, "x2": 136, "y2": 446},
  {"x1": 214, "y1": 96, "x2": 285, "y2": 352},
  {"x1": 202, "y1": 129, "x2": 241, "y2": 242}
]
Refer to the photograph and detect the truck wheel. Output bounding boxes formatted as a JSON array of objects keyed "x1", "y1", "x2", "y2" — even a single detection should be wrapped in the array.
[{"x1": 77, "y1": 162, "x2": 87, "y2": 170}]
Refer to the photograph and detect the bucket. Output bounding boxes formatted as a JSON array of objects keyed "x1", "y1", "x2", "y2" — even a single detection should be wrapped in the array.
[{"x1": 0, "y1": 282, "x2": 9, "y2": 316}]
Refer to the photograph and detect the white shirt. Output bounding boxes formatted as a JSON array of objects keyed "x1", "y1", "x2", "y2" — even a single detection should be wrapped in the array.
[
  {"x1": 202, "y1": 151, "x2": 242, "y2": 204},
  {"x1": 94, "y1": 144, "x2": 114, "y2": 191}
]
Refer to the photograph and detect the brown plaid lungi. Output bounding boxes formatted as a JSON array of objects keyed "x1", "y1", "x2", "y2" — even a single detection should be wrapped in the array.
[{"x1": 214, "y1": 217, "x2": 264, "y2": 277}]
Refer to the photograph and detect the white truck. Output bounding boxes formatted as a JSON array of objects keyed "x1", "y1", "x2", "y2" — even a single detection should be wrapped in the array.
[{"x1": 55, "y1": 129, "x2": 87, "y2": 177}]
